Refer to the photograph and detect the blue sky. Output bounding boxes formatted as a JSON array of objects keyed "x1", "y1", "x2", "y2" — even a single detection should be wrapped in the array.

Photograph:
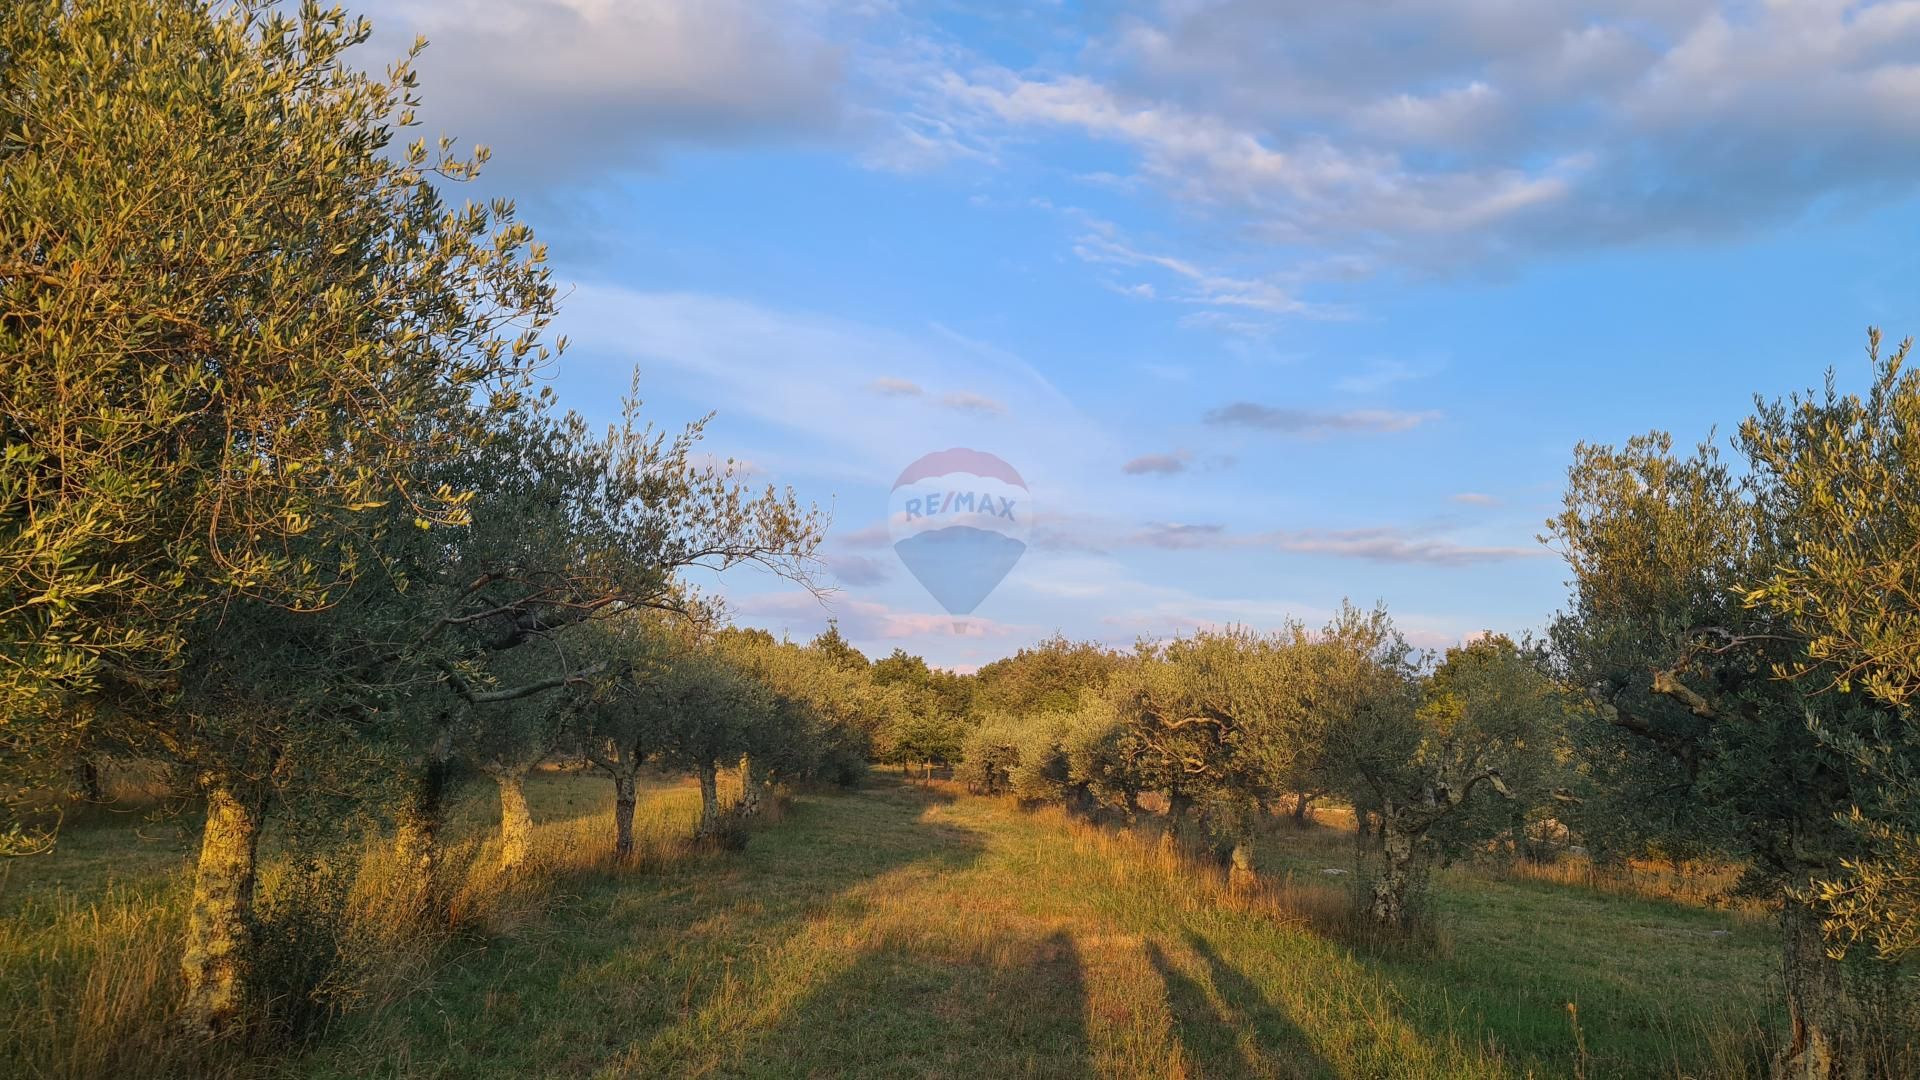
[{"x1": 374, "y1": 0, "x2": 1920, "y2": 669}]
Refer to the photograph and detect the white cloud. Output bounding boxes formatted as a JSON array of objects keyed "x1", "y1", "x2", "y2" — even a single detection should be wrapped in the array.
[
  {"x1": 820, "y1": 552, "x2": 892, "y2": 587},
  {"x1": 375, "y1": 0, "x2": 851, "y2": 183},
  {"x1": 1073, "y1": 228, "x2": 1327, "y2": 317},
  {"x1": 907, "y1": 1, "x2": 1920, "y2": 279}
]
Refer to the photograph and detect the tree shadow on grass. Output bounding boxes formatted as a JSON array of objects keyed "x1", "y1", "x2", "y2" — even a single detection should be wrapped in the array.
[
  {"x1": 710, "y1": 927, "x2": 1092, "y2": 1079},
  {"x1": 297, "y1": 775, "x2": 989, "y2": 1078},
  {"x1": 1145, "y1": 935, "x2": 1336, "y2": 1079}
]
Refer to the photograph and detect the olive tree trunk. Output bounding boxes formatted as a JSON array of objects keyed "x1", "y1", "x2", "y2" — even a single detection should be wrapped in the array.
[
  {"x1": 736, "y1": 755, "x2": 765, "y2": 820},
  {"x1": 1160, "y1": 788, "x2": 1193, "y2": 856},
  {"x1": 72, "y1": 755, "x2": 105, "y2": 802},
  {"x1": 1227, "y1": 835, "x2": 1257, "y2": 892},
  {"x1": 179, "y1": 779, "x2": 265, "y2": 1038},
  {"x1": 392, "y1": 727, "x2": 453, "y2": 909},
  {"x1": 612, "y1": 771, "x2": 638, "y2": 858},
  {"x1": 495, "y1": 769, "x2": 534, "y2": 872},
  {"x1": 694, "y1": 762, "x2": 720, "y2": 840},
  {"x1": 1290, "y1": 791, "x2": 1314, "y2": 825},
  {"x1": 1773, "y1": 900, "x2": 1853, "y2": 1080},
  {"x1": 1367, "y1": 821, "x2": 1421, "y2": 928}
]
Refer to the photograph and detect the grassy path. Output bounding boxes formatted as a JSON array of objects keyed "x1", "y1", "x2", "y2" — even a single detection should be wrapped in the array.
[{"x1": 305, "y1": 777, "x2": 1774, "y2": 1078}]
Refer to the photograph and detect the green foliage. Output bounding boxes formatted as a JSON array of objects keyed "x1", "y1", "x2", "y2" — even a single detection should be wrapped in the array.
[
  {"x1": 1546, "y1": 338, "x2": 1920, "y2": 1071},
  {"x1": 1060, "y1": 692, "x2": 1142, "y2": 812},
  {"x1": 0, "y1": 0, "x2": 559, "y2": 721},
  {"x1": 646, "y1": 648, "x2": 769, "y2": 777},
  {"x1": 1006, "y1": 710, "x2": 1076, "y2": 806},
  {"x1": 957, "y1": 717, "x2": 1023, "y2": 794},
  {"x1": 1737, "y1": 330, "x2": 1920, "y2": 960},
  {"x1": 876, "y1": 681, "x2": 968, "y2": 769},
  {"x1": 1545, "y1": 357, "x2": 1912, "y2": 914},
  {"x1": 1414, "y1": 636, "x2": 1575, "y2": 865},
  {"x1": 713, "y1": 627, "x2": 874, "y2": 787},
  {"x1": 973, "y1": 634, "x2": 1118, "y2": 717},
  {"x1": 1114, "y1": 622, "x2": 1325, "y2": 834}
]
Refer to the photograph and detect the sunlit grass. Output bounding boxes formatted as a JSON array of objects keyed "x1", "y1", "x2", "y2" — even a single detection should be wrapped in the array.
[
  {"x1": 0, "y1": 768, "x2": 724, "y2": 1078},
  {"x1": 0, "y1": 769, "x2": 1839, "y2": 1078},
  {"x1": 303, "y1": 775, "x2": 1780, "y2": 1078}
]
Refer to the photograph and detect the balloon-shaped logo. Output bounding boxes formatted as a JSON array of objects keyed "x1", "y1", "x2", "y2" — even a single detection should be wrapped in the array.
[{"x1": 887, "y1": 449, "x2": 1030, "y2": 615}]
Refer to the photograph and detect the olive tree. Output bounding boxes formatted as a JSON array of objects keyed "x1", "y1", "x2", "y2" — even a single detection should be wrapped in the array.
[
  {"x1": 712, "y1": 628, "x2": 838, "y2": 816},
  {"x1": 650, "y1": 648, "x2": 770, "y2": 841},
  {"x1": 389, "y1": 389, "x2": 819, "y2": 894},
  {"x1": 0, "y1": 0, "x2": 826, "y2": 1036},
  {"x1": 1323, "y1": 621, "x2": 1566, "y2": 929},
  {"x1": 0, "y1": 0, "x2": 567, "y2": 1035},
  {"x1": 1115, "y1": 627, "x2": 1320, "y2": 888},
  {"x1": 1740, "y1": 330, "x2": 1920, "y2": 967},
  {"x1": 1061, "y1": 692, "x2": 1146, "y2": 816},
  {"x1": 570, "y1": 615, "x2": 682, "y2": 858},
  {"x1": 0, "y1": 0, "x2": 555, "y2": 727},
  {"x1": 1547, "y1": 345, "x2": 1920, "y2": 1080},
  {"x1": 958, "y1": 716, "x2": 1023, "y2": 795}
]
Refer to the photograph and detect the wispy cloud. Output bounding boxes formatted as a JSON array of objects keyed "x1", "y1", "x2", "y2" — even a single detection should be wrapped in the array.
[
  {"x1": 733, "y1": 591, "x2": 1029, "y2": 640},
  {"x1": 1204, "y1": 403, "x2": 1439, "y2": 435},
  {"x1": 1121, "y1": 452, "x2": 1189, "y2": 476},
  {"x1": 559, "y1": 286, "x2": 1117, "y2": 488},
  {"x1": 901, "y1": 1, "x2": 1920, "y2": 292},
  {"x1": 1263, "y1": 528, "x2": 1540, "y2": 567},
  {"x1": 1451, "y1": 492, "x2": 1500, "y2": 507},
  {"x1": 1073, "y1": 227, "x2": 1332, "y2": 318},
  {"x1": 938, "y1": 390, "x2": 1007, "y2": 416},
  {"x1": 834, "y1": 522, "x2": 893, "y2": 550},
  {"x1": 869, "y1": 376, "x2": 924, "y2": 397},
  {"x1": 1131, "y1": 522, "x2": 1228, "y2": 547},
  {"x1": 1126, "y1": 521, "x2": 1539, "y2": 566}
]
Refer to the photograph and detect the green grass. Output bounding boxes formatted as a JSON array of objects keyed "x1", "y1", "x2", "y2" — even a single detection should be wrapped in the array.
[
  {"x1": 271, "y1": 775, "x2": 1778, "y2": 1078},
  {"x1": 3, "y1": 768, "x2": 1807, "y2": 1078}
]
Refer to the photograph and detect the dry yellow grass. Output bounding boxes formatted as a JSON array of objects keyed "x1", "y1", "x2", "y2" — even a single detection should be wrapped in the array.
[{"x1": 0, "y1": 769, "x2": 731, "y2": 1079}]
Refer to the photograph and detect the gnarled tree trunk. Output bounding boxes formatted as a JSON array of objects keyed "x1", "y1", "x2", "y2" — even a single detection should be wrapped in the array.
[
  {"x1": 72, "y1": 756, "x2": 105, "y2": 802},
  {"x1": 393, "y1": 726, "x2": 453, "y2": 910},
  {"x1": 1227, "y1": 835, "x2": 1257, "y2": 892},
  {"x1": 179, "y1": 779, "x2": 265, "y2": 1038},
  {"x1": 495, "y1": 769, "x2": 534, "y2": 872},
  {"x1": 1291, "y1": 791, "x2": 1314, "y2": 825},
  {"x1": 736, "y1": 755, "x2": 765, "y2": 820},
  {"x1": 1161, "y1": 788, "x2": 1193, "y2": 855},
  {"x1": 1773, "y1": 899, "x2": 1852, "y2": 1080},
  {"x1": 612, "y1": 771, "x2": 638, "y2": 858},
  {"x1": 694, "y1": 762, "x2": 720, "y2": 840},
  {"x1": 1367, "y1": 820, "x2": 1420, "y2": 929}
]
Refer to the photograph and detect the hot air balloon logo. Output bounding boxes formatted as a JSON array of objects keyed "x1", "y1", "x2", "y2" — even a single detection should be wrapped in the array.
[{"x1": 887, "y1": 449, "x2": 1030, "y2": 615}]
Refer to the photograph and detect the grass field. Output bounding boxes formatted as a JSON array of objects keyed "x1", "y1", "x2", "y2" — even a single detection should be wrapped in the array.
[{"x1": 3, "y1": 770, "x2": 1792, "y2": 1078}]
